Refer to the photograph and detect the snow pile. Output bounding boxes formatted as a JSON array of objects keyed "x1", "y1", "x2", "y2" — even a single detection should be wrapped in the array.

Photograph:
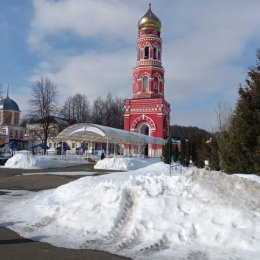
[
  {"x1": 5, "y1": 152, "x2": 74, "y2": 169},
  {"x1": 94, "y1": 157, "x2": 160, "y2": 171},
  {"x1": 0, "y1": 163, "x2": 259, "y2": 260},
  {"x1": 5, "y1": 153, "x2": 159, "y2": 170},
  {"x1": 235, "y1": 174, "x2": 260, "y2": 184},
  {"x1": 5, "y1": 152, "x2": 39, "y2": 168}
]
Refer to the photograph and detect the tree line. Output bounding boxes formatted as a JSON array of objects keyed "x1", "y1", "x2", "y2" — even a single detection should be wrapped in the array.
[
  {"x1": 26, "y1": 77, "x2": 124, "y2": 145},
  {"x1": 218, "y1": 49, "x2": 260, "y2": 174},
  {"x1": 60, "y1": 93, "x2": 124, "y2": 129},
  {"x1": 163, "y1": 49, "x2": 260, "y2": 174}
]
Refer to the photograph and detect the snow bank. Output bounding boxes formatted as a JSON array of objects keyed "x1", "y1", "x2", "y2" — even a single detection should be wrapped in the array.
[
  {"x1": 235, "y1": 174, "x2": 260, "y2": 184},
  {"x1": 94, "y1": 157, "x2": 160, "y2": 171},
  {"x1": 0, "y1": 164, "x2": 259, "y2": 260},
  {"x1": 4, "y1": 152, "x2": 78, "y2": 169}
]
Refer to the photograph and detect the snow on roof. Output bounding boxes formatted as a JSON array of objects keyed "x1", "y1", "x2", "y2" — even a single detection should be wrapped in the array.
[{"x1": 55, "y1": 123, "x2": 166, "y2": 145}]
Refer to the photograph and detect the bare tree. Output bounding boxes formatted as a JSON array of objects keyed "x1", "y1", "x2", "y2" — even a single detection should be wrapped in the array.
[
  {"x1": 91, "y1": 94, "x2": 124, "y2": 129},
  {"x1": 214, "y1": 101, "x2": 233, "y2": 133},
  {"x1": 28, "y1": 76, "x2": 58, "y2": 145},
  {"x1": 91, "y1": 96, "x2": 106, "y2": 125},
  {"x1": 60, "y1": 93, "x2": 90, "y2": 123},
  {"x1": 212, "y1": 101, "x2": 233, "y2": 170},
  {"x1": 108, "y1": 96, "x2": 124, "y2": 129},
  {"x1": 61, "y1": 96, "x2": 73, "y2": 121},
  {"x1": 60, "y1": 92, "x2": 124, "y2": 129},
  {"x1": 104, "y1": 93, "x2": 113, "y2": 126}
]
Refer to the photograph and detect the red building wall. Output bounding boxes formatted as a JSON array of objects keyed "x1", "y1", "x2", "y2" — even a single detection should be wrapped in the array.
[{"x1": 124, "y1": 5, "x2": 171, "y2": 155}]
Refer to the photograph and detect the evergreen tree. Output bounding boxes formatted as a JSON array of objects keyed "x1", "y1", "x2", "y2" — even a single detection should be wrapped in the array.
[
  {"x1": 162, "y1": 137, "x2": 173, "y2": 164},
  {"x1": 180, "y1": 138, "x2": 190, "y2": 167},
  {"x1": 187, "y1": 131, "x2": 207, "y2": 168},
  {"x1": 189, "y1": 134, "x2": 196, "y2": 165},
  {"x1": 172, "y1": 143, "x2": 180, "y2": 162},
  {"x1": 222, "y1": 50, "x2": 260, "y2": 174},
  {"x1": 194, "y1": 131, "x2": 206, "y2": 168},
  {"x1": 205, "y1": 135, "x2": 221, "y2": 171}
]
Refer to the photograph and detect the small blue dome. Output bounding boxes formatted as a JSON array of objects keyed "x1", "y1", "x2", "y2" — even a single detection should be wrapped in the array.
[{"x1": 0, "y1": 97, "x2": 20, "y2": 112}]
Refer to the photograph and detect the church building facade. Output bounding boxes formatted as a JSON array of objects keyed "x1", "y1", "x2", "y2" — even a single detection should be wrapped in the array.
[
  {"x1": 0, "y1": 94, "x2": 26, "y2": 153},
  {"x1": 124, "y1": 4, "x2": 171, "y2": 156}
]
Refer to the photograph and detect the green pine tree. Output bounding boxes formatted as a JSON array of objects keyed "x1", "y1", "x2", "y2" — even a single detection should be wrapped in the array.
[
  {"x1": 162, "y1": 137, "x2": 173, "y2": 164},
  {"x1": 173, "y1": 143, "x2": 180, "y2": 162},
  {"x1": 222, "y1": 50, "x2": 260, "y2": 174},
  {"x1": 180, "y1": 138, "x2": 190, "y2": 167},
  {"x1": 189, "y1": 131, "x2": 207, "y2": 168},
  {"x1": 208, "y1": 135, "x2": 221, "y2": 171}
]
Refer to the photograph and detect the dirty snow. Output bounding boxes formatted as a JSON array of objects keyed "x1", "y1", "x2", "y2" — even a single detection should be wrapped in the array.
[
  {"x1": 94, "y1": 157, "x2": 160, "y2": 171},
  {"x1": 235, "y1": 174, "x2": 260, "y2": 184},
  {"x1": 4, "y1": 152, "x2": 87, "y2": 169},
  {"x1": 0, "y1": 161, "x2": 259, "y2": 260}
]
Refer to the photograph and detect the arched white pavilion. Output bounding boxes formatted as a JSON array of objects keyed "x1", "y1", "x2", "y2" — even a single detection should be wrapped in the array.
[{"x1": 54, "y1": 123, "x2": 165, "y2": 157}]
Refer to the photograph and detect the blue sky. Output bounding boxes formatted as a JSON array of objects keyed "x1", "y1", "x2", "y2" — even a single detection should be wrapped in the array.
[{"x1": 0, "y1": 0, "x2": 260, "y2": 130}]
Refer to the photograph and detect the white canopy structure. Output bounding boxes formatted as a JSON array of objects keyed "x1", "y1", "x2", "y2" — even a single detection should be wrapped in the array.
[{"x1": 55, "y1": 123, "x2": 165, "y2": 146}]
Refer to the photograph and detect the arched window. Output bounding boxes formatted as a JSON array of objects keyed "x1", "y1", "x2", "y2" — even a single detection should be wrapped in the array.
[
  {"x1": 139, "y1": 124, "x2": 149, "y2": 135},
  {"x1": 153, "y1": 78, "x2": 158, "y2": 93},
  {"x1": 142, "y1": 76, "x2": 148, "y2": 92},
  {"x1": 144, "y1": 46, "x2": 149, "y2": 59},
  {"x1": 153, "y1": 47, "x2": 158, "y2": 60},
  {"x1": 159, "y1": 81, "x2": 163, "y2": 93}
]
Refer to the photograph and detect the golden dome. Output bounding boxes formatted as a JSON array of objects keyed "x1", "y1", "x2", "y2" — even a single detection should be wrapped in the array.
[{"x1": 138, "y1": 3, "x2": 161, "y2": 30}]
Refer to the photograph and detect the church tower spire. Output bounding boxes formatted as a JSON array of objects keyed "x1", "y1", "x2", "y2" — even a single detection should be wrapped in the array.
[
  {"x1": 133, "y1": 3, "x2": 164, "y2": 99},
  {"x1": 124, "y1": 5, "x2": 171, "y2": 157}
]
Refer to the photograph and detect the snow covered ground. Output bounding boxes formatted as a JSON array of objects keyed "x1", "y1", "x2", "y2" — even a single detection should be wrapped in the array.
[
  {"x1": 94, "y1": 157, "x2": 160, "y2": 171},
  {"x1": 0, "y1": 157, "x2": 260, "y2": 260},
  {"x1": 3, "y1": 152, "x2": 161, "y2": 172},
  {"x1": 3, "y1": 152, "x2": 159, "y2": 171},
  {"x1": 3, "y1": 151, "x2": 89, "y2": 169}
]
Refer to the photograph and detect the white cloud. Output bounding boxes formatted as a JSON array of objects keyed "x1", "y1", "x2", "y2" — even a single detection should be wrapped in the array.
[
  {"x1": 30, "y1": 48, "x2": 136, "y2": 103},
  {"x1": 26, "y1": 0, "x2": 260, "y2": 130},
  {"x1": 28, "y1": 0, "x2": 142, "y2": 51}
]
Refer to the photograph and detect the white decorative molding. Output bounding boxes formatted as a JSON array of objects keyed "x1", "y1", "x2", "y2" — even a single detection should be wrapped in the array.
[{"x1": 130, "y1": 114, "x2": 156, "y2": 130}]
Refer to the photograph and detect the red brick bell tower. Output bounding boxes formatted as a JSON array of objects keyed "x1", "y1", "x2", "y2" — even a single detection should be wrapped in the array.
[{"x1": 124, "y1": 4, "x2": 170, "y2": 156}]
